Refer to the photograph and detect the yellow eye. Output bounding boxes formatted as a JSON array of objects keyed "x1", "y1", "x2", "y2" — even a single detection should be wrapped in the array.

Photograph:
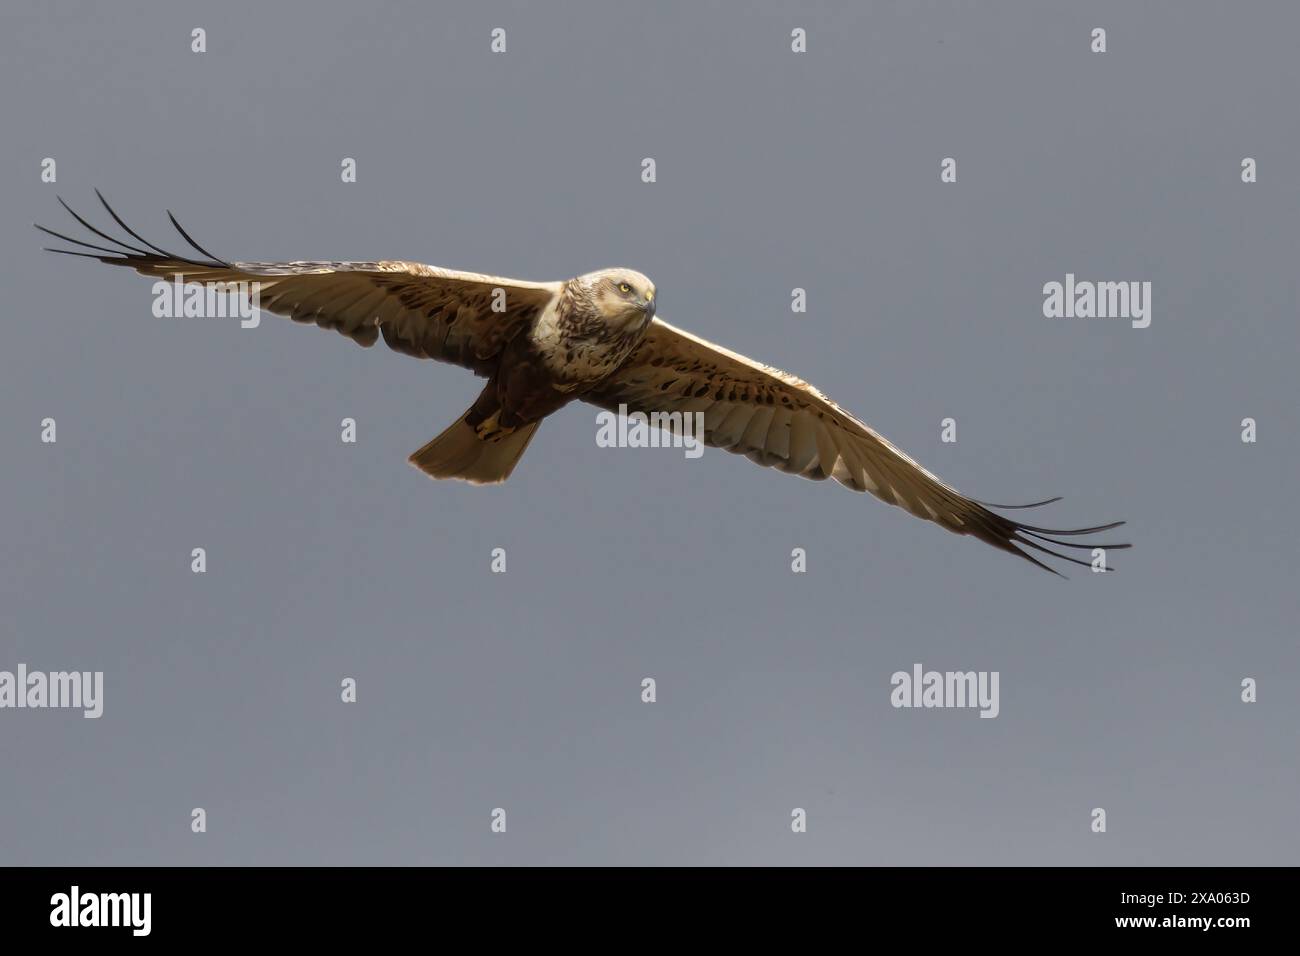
[{"x1": 618, "y1": 282, "x2": 632, "y2": 294}]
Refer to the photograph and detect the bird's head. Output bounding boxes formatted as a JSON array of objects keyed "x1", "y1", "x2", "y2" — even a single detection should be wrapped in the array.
[{"x1": 576, "y1": 267, "x2": 657, "y2": 326}]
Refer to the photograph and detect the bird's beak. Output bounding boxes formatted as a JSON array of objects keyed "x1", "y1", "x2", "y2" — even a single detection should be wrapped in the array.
[{"x1": 644, "y1": 290, "x2": 656, "y2": 319}]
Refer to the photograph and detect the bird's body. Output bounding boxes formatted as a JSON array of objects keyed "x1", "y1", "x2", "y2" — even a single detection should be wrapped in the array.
[
  {"x1": 410, "y1": 269, "x2": 657, "y2": 483},
  {"x1": 38, "y1": 193, "x2": 1129, "y2": 574}
]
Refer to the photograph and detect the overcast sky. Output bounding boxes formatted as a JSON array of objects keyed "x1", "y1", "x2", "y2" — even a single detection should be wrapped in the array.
[{"x1": 1, "y1": 0, "x2": 1297, "y2": 865}]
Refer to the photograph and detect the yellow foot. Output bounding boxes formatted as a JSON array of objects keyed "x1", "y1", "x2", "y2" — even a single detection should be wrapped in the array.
[{"x1": 474, "y1": 410, "x2": 514, "y2": 442}]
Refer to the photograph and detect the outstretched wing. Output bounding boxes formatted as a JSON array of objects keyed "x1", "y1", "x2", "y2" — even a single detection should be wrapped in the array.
[
  {"x1": 37, "y1": 192, "x2": 560, "y2": 376},
  {"x1": 585, "y1": 318, "x2": 1128, "y2": 575}
]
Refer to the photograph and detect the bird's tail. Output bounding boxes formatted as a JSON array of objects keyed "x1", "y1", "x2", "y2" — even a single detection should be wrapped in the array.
[{"x1": 408, "y1": 393, "x2": 541, "y2": 485}]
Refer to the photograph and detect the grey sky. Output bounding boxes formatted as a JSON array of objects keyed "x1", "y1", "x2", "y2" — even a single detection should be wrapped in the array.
[{"x1": 1, "y1": 0, "x2": 1297, "y2": 865}]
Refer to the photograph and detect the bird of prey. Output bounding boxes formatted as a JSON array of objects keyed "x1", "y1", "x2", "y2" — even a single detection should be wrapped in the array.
[{"x1": 38, "y1": 193, "x2": 1128, "y2": 575}]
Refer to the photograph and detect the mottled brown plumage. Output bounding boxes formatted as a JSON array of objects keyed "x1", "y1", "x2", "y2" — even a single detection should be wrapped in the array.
[{"x1": 39, "y1": 193, "x2": 1128, "y2": 573}]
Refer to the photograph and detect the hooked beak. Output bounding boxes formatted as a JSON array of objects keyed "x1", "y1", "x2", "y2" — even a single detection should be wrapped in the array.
[{"x1": 643, "y1": 290, "x2": 656, "y2": 320}]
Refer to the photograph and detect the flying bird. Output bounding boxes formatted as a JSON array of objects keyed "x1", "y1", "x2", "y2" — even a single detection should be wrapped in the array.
[{"x1": 38, "y1": 193, "x2": 1128, "y2": 575}]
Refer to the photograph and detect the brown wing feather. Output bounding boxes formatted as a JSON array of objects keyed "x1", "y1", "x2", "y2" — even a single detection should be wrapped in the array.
[
  {"x1": 585, "y1": 318, "x2": 1128, "y2": 574},
  {"x1": 38, "y1": 196, "x2": 560, "y2": 377}
]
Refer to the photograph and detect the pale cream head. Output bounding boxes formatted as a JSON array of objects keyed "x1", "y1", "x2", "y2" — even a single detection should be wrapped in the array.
[{"x1": 577, "y1": 267, "x2": 657, "y2": 323}]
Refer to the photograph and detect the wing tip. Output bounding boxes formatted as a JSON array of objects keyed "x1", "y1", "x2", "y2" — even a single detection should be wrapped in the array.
[
  {"x1": 979, "y1": 500, "x2": 1129, "y2": 577},
  {"x1": 39, "y1": 191, "x2": 228, "y2": 271}
]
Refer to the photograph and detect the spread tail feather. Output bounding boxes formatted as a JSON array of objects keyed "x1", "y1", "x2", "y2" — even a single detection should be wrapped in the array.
[{"x1": 408, "y1": 409, "x2": 541, "y2": 485}]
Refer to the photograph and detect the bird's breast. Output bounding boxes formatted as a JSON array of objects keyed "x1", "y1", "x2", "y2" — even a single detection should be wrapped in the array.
[{"x1": 528, "y1": 303, "x2": 648, "y2": 387}]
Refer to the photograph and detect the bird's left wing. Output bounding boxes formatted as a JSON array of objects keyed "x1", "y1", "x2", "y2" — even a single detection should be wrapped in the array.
[
  {"x1": 37, "y1": 193, "x2": 561, "y2": 376},
  {"x1": 584, "y1": 318, "x2": 1127, "y2": 574}
]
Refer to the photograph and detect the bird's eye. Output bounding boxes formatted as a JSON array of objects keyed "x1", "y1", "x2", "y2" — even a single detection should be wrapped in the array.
[{"x1": 618, "y1": 282, "x2": 632, "y2": 294}]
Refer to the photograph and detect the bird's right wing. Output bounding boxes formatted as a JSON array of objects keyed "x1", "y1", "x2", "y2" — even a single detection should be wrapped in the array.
[{"x1": 38, "y1": 192, "x2": 561, "y2": 376}]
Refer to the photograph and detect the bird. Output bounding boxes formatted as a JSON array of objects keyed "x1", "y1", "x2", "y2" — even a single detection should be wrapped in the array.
[{"x1": 38, "y1": 192, "x2": 1128, "y2": 575}]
